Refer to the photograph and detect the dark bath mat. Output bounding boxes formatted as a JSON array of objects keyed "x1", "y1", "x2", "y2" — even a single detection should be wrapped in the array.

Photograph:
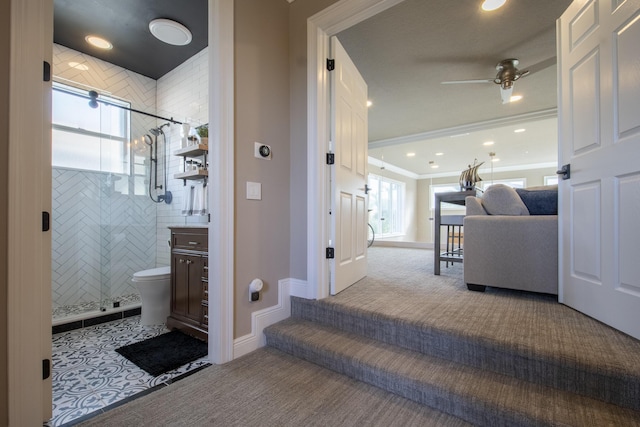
[{"x1": 116, "y1": 330, "x2": 207, "y2": 376}]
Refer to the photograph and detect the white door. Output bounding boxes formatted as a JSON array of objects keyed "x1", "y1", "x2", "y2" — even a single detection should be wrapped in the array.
[
  {"x1": 558, "y1": 0, "x2": 640, "y2": 340},
  {"x1": 330, "y1": 36, "x2": 369, "y2": 295}
]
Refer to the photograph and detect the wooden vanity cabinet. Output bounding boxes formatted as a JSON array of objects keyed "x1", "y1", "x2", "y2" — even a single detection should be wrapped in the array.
[{"x1": 167, "y1": 227, "x2": 208, "y2": 341}]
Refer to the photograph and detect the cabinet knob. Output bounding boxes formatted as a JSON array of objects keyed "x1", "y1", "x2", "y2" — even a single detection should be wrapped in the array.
[
  {"x1": 186, "y1": 260, "x2": 192, "y2": 265},
  {"x1": 179, "y1": 259, "x2": 185, "y2": 263}
]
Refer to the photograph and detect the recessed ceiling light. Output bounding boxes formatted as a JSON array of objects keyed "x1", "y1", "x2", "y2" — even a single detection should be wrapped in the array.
[
  {"x1": 514, "y1": 128, "x2": 526, "y2": 133},
  {"x1": 483, "y1": 141, "x2": 494, "y2": 146},
  {"x1": 510, "y1": 95, "x2": 523, "y2": 102},
  {"x1": 149, "y1": 19, "x2": 192, "y2": 46},
  {"x1": 435, "y1": 152, "x2": 444, "y2": 156},
  {"x1": 68, "y1": 62, "x2": 89, "y2": 71},
  {"x1": 491, "y1": 157, "x2": 500, "y2": 162},
  {"x1": 481, "y1": 0, "x2": 507, "y2": 12},
  {"x1": 406, "y1": 152, "x2": 416, "y2": 157},
  {"x1": 431, "y1": 164, "x2": 439, "y2": 169},
  {"x1": 85, "y1": 35, "x2": 112, "y2": 50},
  {"x1": 367, "y1": 100, "x2": 373, "y2": 107}
]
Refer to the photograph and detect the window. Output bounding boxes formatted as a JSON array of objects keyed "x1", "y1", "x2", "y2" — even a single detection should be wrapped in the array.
[
  {"x1": 52, "y1": 83, "x2": 130, "y2": 174},
  {"x1": 367, "y1": 174, "x2": 405, "y2": 237},
  {"x1": 480, "y1": 178, "x2": 526, "y2": 190},
  {"x1": 544, "y1": 175, "x2": 559, "y2": 186},
  {"x1": 430, "y1": 183, "x2": 462, "y2": 211}
]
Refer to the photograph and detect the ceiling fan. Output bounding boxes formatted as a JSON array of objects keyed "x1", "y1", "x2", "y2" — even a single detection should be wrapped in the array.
[{"x1": 441, "y1": 58, "x2": 530, "y2": 104}]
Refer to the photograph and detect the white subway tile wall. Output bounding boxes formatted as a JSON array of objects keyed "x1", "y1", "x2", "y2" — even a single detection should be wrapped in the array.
[{"x1": 51, "y1": 44, "x2": 208, "y2": 311}]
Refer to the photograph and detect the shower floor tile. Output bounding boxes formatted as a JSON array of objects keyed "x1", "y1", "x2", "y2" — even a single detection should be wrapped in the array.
[{"x1": 48, "y1": 315, "x2": 209, "y2": 427}]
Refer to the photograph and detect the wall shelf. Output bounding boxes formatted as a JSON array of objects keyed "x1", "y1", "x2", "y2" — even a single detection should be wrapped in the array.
[
  {"x1": 173, "y1": 144, "x2": 208, "y2": 158},
  {"x1": 174, "y1": 144, "x2": 208, "y2": 186},
  {"x1": 174, "y1": 170, "x2": 209, "y2": 180}
]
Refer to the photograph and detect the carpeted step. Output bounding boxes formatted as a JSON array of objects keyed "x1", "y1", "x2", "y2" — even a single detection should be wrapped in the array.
[
  {"x1": 264, "y1": 318, "x2": 640, "y2": 427},
  {"x1": 289, "y1": 296, "x2": 640, "y2": 413}
]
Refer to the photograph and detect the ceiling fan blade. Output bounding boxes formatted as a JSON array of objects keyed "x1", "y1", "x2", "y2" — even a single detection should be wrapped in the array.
[
  {"x1": 522, "y1": 57, "x2": 556, "y2": 76},
  {"x1": 440, "y1": 79, "x2": 493, "y2": 85}
]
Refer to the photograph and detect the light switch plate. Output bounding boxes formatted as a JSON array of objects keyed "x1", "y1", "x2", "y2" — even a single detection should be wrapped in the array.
[{"x1": 246, "y1": 181, "x2": 262, "y2": 200}]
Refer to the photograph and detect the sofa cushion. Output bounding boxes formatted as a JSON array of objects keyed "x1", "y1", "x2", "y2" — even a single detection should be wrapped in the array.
[
  {"x1": 481, "y1": 184, "x2": 530, "y2": 215},
  {"x1": 516, "y1": 186, "x2": 558, "y2": 215}
]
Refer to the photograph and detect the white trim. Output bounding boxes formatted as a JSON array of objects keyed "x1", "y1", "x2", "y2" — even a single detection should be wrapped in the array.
[
  {"x1": 233, "y1": 279, "x2": 292, "y2": 358},
  {"x1": 419, "y1": 162, "x2": 558, "y2": 180},
  {"x1": 8, "y1": 0, "x2": 53, "y2": 423},
  {"x1": 308, "y1": 0, "x2": 406, "y2": 301},
  {"x1": 368, "y1": 156, "x2": 419, "y2": 179},
  {"x1": 208, "y1": 0, "x2": 235, "y2": 364},
  {"x1": 289, "y1": 278, "x2": 312, "y2": 299},
  {"x1": 369, "y1": 108, "x2": 558, "y2": 149}
]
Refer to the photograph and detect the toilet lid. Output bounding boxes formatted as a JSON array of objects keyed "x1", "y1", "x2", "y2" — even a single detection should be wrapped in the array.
[{"x1": 133, "y1": 266, "x2": 171, "y2": 281}]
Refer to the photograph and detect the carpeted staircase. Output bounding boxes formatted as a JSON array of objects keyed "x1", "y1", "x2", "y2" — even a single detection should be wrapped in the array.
[{"x1": 264, "y1": 295, "x2": 640, "y2": 426}]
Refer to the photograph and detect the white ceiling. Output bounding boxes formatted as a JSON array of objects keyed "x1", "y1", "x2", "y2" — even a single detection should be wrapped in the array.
[{"x1": 336, "y1": 0, "x2": 572, "y2": 177}]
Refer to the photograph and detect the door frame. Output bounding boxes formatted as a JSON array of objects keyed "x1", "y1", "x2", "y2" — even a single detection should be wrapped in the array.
[
  {"x1": 307, "y1": 0, "x2": 406, "y2": 299},
  {"x1": 6, "y1": 0, "x2": 235, "y2": 420},
  {"x1": 7, "y1": 0, "x2": 53, "y2": 423}
]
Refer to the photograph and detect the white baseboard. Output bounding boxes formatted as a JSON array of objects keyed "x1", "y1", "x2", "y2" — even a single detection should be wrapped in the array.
[
  {"x1": 289, "y1": 278, "x2": 311, "y2": 299},
  {"x1": 373, "y1": 241, "x2": 433, "y2": 249},
  {"x1": 233, "y1": 278, "x2": 292, "y2": 359}
]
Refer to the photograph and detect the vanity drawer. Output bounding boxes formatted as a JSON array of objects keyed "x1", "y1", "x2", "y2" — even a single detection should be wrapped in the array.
[{"x1": 172, "y1": 231, "x2": 208, "y2": 251}]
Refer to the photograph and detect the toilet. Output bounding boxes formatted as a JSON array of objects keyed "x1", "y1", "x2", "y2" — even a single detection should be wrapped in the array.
[{"x1": 132, "y1": 266, "x2": 171, "y2": 325}]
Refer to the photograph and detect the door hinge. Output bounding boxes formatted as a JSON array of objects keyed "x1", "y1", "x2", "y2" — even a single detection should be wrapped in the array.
[
  {"x1": 43, "y1": 61, "x2": 51, "y2": 82},
  {"x1": 42, "y1": 211, "x2": 50, "y2": 232},
  {"x1": 326, "y1": 153, "x2": 335, "y2": 165},
  {"x1": 327, "y1": 59, "x2": 335, "y2": 71},
  {"x1": 42, "y1": 359, "x2": 51, "y2": 380},
  {"x1": 326, "y1": 247, "x2": 335, "y2": 259}
]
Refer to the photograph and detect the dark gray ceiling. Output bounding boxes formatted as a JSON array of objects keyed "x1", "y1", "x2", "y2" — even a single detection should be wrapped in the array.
[{"x1": 54, "y1": 0, "x2": 208, "y2": 80}]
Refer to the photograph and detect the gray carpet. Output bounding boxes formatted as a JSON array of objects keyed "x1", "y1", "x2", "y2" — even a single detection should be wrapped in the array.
[
  {"x1": 79, "y1": 347, "x2": 471, "y2": 427},
  {"x1": 79, "y1": 247, "x2": 640, "y2": 426}
]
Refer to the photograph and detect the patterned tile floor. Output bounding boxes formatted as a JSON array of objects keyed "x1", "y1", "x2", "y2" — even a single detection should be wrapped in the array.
[{"x1": 48, "y1": 315, "x2": 209, "y2": 426}]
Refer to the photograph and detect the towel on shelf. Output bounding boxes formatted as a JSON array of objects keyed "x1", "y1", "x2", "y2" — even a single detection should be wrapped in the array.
[
  {"x1": 182, "y1": 185, "x2": 194, "y2": 216},
  {"x1": 192, "y1": 182, "x2": 208, "y2": 216}
]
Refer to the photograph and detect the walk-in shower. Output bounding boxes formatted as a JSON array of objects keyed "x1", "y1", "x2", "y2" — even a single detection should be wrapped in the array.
[{"x1": 51, "y1": 84, "x2": 181, "y2": 324}]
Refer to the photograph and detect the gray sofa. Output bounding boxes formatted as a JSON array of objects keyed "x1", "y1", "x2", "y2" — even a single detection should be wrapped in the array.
[{"x1": 463, "y1": 184, "x2": 558, "y2": 294}]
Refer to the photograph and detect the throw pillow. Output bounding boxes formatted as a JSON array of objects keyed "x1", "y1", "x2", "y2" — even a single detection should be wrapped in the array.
[
  {"x1": 515, "y1": 186, "x2": 558, "y2": 215},
  {"x1": 481, "y1": 184, "x2": 530, "y2": 215}
]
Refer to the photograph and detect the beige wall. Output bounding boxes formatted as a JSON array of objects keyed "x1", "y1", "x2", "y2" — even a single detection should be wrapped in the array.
[
  {"x1": 288, "y1": 0, "x2": 340, "y2": 280},
  {"x1": 234, "y1": 0, "x2": 291, "y2": 338},
  {"x1": 0, "y1": 0, "x2": 8, "y2": 422}
]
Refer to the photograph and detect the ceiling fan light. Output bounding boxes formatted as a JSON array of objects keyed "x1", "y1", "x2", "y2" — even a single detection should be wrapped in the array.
[
  {"x1": 481, "y1": 0, "x2": 507, "y2": 11},
  {"x1": 149, "y1": 19, "x2": 193, "y2": 46}
]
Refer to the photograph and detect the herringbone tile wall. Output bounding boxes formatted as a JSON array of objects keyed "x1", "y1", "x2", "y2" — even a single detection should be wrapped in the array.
[{"x1": 51, "y1": 44, "x2": 208, "y2": 312}]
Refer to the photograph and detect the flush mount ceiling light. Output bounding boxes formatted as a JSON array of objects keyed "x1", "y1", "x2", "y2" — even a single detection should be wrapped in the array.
[
  {"x1": 149, "y1": 19, "x2": 192, "y2": 46},
  {"x1": 85, "y1": 35, "x2": 112, "y2": 50},
  {"x1": 481, "y1": 0, "x2": 507, "y2": 11}
]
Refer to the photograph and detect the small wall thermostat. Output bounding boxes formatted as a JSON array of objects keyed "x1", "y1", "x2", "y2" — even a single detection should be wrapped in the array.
[{"x1": 254, "y1": 142, "x2": 272, "y2": 160}]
